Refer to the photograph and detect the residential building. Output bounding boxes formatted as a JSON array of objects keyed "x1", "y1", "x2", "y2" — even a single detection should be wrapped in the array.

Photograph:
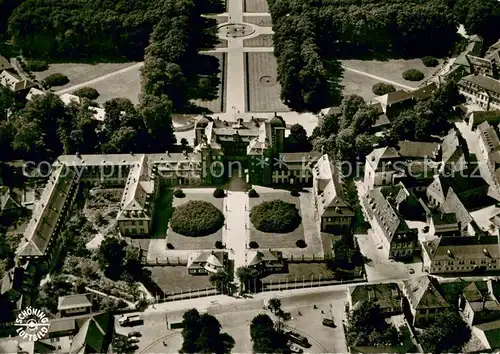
[
  {"x1": 312, "y1": 154, "x2": 354, "y2": 233},
  {"x1": 348, "y1": 283, "x2": 402, "y2": 316},
  {"x1": 186, "y1": 251, "x2": 227, "y2": 275},
  {"x1": 0, "y1": 56, "x2": 12, "y2": 71},
  {"x1": 440, "y1": 128, "x2": 468, "y2": 173},
  {"x1": 380, "y1": 183, "x2": 427, "y2": 221},
  {"x1": 402, "y1": 275, "x2": 449, "y2": 327},
  {"x1": 373, "y1": 90, "x2": 413, "y2": 118},
  {"x1": 25, "y1": 87, "x2": 47, "y2": 101},
  {"x1": 428, "y1": 212, "x2": 460, "y2": 237},
  {"x1": 468, "y1": 110, "x2": 500, "y2": 129},
  {"x1": 473, "y1": 320, "x2": 500, "y2": 350},
  {"x1": 59, "y1": 93, "x2": 81, "y2": 106},
  {"x1": 421, "y1": 235, "x2": 500, "y2": 274},
  {"x1": 0, "y1": 70, "x2": 34, "y2": 92},
  {"x1": 477, "y1": 121, "x2": 500, "y2": 189},
  {"x1": 57, "y1": 293, "x2": 93, "y2": 317},
  {"x1": 364, "y1": 141, "x2": 440, "y2": 191},
  {"x1": 458, "y1": 74, "x2": 500, "y2": 111},
  {"x1": 361, "y1": 188, "x2": 418, "y2": 260},
  {"x1": 247, "y1": 249, "x2": 285, "y2": 274},
  {"x1": 459, "y1": 281, "x2": 500, "y2": 325},
  {"x1": 0, "y1": 187, "x2": 22, "y2": 215}
]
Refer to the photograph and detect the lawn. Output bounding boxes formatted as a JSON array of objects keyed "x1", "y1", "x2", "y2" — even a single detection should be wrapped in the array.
[
  {"x1": 243, "y1": 16, "x2": 272, "y2": 27},
  {"x1": 192, "y1": 52, "x2": 226, "y2": 113},
  {"x1": 340, "y1": 58, "x2": 442, "y2": 89},
  {"x1": 146, "y1": 266, "x2": 213, "y2": 294},
  {"x1": 244, "y1": 0, "x2": 269, "y2": 13},
  {"x1": 165, "y1": 192, "x2": 224, "y2": 250},
  {"x1": 249, "y1": 192, "x2": 305, "y2": 248},
  {"x1": 340, "y1": 69, "x2": 380, "y2": 102},
  {"x1": 261, "y1": 263, "x2": 336, "y2": 283},
  {"x1": 33, "y1": 62, "x2": 138, "y2": 91},
  {"x1": 243, "y1": 34, "x2": 273, "y2": 47},
  {"x1": 245, "y1": 52, "x2": 289, "y2": 112}
]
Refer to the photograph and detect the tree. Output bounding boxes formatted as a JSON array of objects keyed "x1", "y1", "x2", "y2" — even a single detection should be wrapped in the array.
[
  {"x1": 138, "y1": 93, "x2": 176, "y2": 151},
  {"x1": 180, "y1": 138, "x2": 189, "y2": 148},
  {"x1": 267, "y1": 298, "x2": 282, "y2": 314},
  {"x1": 419, "y1": 310, "x2": 471, "y2": 353},
  {"x1": 236, "y1": 266, "x2": 259, "y2": 293},
  {"x1": 250, "y1": 314, "x2": 288, "y2": 353},
  {"x1": 98, "y1": 237, "x2": 127, "y2": 280},
  {"x1": 209, "y1": 270, "x2": 231, "y2": 293},
  {"x1": 346, "y1": 300, "x2": 400, "y2": 348},
  {"x1": 73, "y1": 87, "x2": 100, "y2": 100},
  {"x1": 340, "y1": 95, "x2": 366, "y2": 129},
  {"x1": 180, "y1": 309, "x2": 235, "y2": 354},
  {"x1": 288, "y1": 123, "x2": 311, "y2": 152},
  {"x1": 42, "y1": 73, "x2": 69, "y2": 88},
  {"x1": 372, "y1": 83, "x2": 396, "y2": 96}
]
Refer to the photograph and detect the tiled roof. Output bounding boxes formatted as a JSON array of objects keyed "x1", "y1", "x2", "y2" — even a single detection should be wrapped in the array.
[
  {"x1": 469, "y1": 110, "x2": 500, "y2": 128},
  {"x1": 475, "y1": 320, "x2": 500, "y2": 349},
  {"x1": 69, "y1": 312, "x2": 110, "y2": 354},
  {"x1": 427, "y1": 235, "x2": 500, "y2": 262},
  {"x1": 442, "y1": 187, "x2": 472, "y2": 229},
  {"x1": 26, "y1": 88, "x2": 47, "y2": 101},
  {"x1": 375, "y1": 90, "x2": 411, "y2": 106},
  {"x1": 398, "y1": 140, "x2": 440, "y2": 159},
  {"x1": 187, "y1": 251, "x2": 225, "y2": 269},
  {"x1": 57, "y1": 293, "x2": 92, "y2": 311},
  {"x1": 441, "y1": 129, "x2": 464, "y2": 165},
  {"x1": 16, "y1": 165, "x2": 78, "y2": 257},
  {"x1": 404, "y1": 275, "x2": 449, "y2": 310},
  {"x1": 1, "y1": 189, "x2": 21, "y2": 211},
  {"x1": 409, "y1": 82, "x2": 437, "y2": 101},
  {"x1": 0, "y1": 56, "x2": 12, "y2": 71},
  {"x1": 247, "y1": 249, "x2": 281, "y2": 266},
  {"x1": 461, "y1": 74, "x2": 500, "y2": 95},
  {"x1": 0, "y1": 70, "x2": 34, "y2": 91},
  {"x1": 349, "y1": 283, "x2": 401, "y2": 311},
  {"x1": 59, "y1": 93, "x2": 81, "y2": 106}
]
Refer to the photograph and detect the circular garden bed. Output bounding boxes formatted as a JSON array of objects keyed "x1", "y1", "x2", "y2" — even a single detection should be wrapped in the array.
[
  {"x1": 171, "y1": 200, "x2": 224, "y2": 236},
  {"x1": 250, "y1": 200, "x2": 301, "y2": 233}
]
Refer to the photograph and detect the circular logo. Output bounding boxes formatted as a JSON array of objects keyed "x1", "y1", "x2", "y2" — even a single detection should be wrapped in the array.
[{"x1": 14, "y1": 307, "x2": 50, "y2": 341}]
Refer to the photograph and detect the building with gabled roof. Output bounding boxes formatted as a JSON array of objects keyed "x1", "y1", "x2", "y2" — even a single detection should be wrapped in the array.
[
  {"x1": 360, "y1": 188, "x2": 417, "y2": 260},
  {"x1": 0, "y1": 56, "x2": 12, "y2": 71},
  {"x1": 440, "y1": 128, "x2": 467, "y2": 173},
  {"x1": 468, "y1": 110, "x2": 500, "y2": 129},
  {"x1": 459, "y1": 74, "x2": 500, "y2": 111},
  {"x1": 421, "y1": 235, "x2": 500, "y2": 274},
  {"x1": 460, "y1": 281, "x2": 500, "y2": 325},
  {"x1": 477, "y1": 120, "x2": 500, "y2": 189},
  {"x1": 312, "y1": 154, "x2": 354, "y2": 233},
  {"x1": 15, "y1": 165, "x2": 79, "y2": 262},
  {"x1": 402, "y1": 275, "x2": 449, "y2": 327},
  {"x1": 58, "y1": 293, "x2": 93, "y2": 317},
  {"x1": 187, "y1": 251, "x2": 227, "y2": 275},
  {"x1": 0, "y1": 70, "x2": 34, "y2": 92},
  {"x1": 25, "y1": 87, "x2": 47, "y2": 101},
  {"x1": 0, "y1": 187, "x2": 21, "y2": 214},
  {"x1": 348, "y1": 283, "x2": 402, "y2": 316},
  {"x1": 373, "y1": 90, "x2": 413, "y2": 118},
  {"x1": 247, "y1": 249, "x2": 284, "y2": 274},
  {"x1": 473, "y1": 319, "x2": 500, "y2": 350}
]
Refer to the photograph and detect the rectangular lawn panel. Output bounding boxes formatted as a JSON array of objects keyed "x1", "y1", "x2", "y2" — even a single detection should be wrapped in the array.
[
  {"x1": 245, "y1": 52, "x2": 289, "y2": 112},
  {"x1": 261, "y1": 263, "x2": 336, "y2": 283},
  {"x1": 243, "y1": 34, "x2": 273, "y2": 47},
  {"x1": 166, "y1": 193, "x2": 223, "y2": 250},
  {"x1": 193, "y1": 52, "x2": 226, "y2": 113},
  {"x1": 89, "y1": 66, "x2": 141, "y2": 105},
  {"x1": 249, "y1": 192, "x2": 305, "y2": 249},
  {"x1": 146, "y1": 266, "x2": 213, "y2": 294},
  {"x1": 244, "y1": 0, "x2": 269, "y2": 13},
  {"x1": 243, "y1": 16, "x2": 272, "y2": 27}
]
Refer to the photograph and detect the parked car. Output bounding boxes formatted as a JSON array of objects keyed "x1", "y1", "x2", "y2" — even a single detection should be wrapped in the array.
[
  {"x1": 289, "y1": 344, "x2": 304, "y2": 353},
  {"x1": 128, "y1": 332, "x2": 141, "y2": 338},
  {"x1": 322, "y1": 318, "x2": 336, "y2": 328},
  {"x1": 286, "y1": 331, "x2": 311, "y2": 348},
  {"x1": 128, "y1": 337, "x2": 140, "y2": 343}
]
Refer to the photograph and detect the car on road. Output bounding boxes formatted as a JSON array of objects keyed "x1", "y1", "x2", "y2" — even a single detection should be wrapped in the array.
[
  {"x1": 128, "y1": 337, "x2": 139, "y2": 343},
  {"x1": 289, "y1": 344, "x2": 304, "y2": 353},
  {"x1": 285, "y1": 331, "x2": 311, "y2": 348},
  {"x1": 128, "y1": 331, "x2": 141, "y2": 338},
  {"x1": 322, "y1": 318, "x2": 336, "y2": 328}
]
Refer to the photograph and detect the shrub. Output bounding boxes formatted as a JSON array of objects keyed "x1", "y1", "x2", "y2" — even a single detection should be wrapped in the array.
[
  {"x1": 73, "y1": 87, "x2": 100, "y2": 100},
  {"x1": 171, "y1": 200, "x2": 224, "y2": 236},
  {"x1": 42, "y1": 73, "x2": 69, "y2": 88},
  {"x1": 249, "y1": 241, "x2": 259, "y2": 249},
  {"x1": 248, "y1": 189, "x2": 259, "y2": 198},
  {"x1": 167, "y1": 243, "x2": 175, "y2": 250},
  {"x1": 174, "y1": 189, "x2": 185, "y2": 198},
  {"x1": 215, "y1": 240, "x2": 224, "y2": 249},
  {"x1": 402, "y1": 69, "x2": 424, "y2": 82},
  {"x1": 250, "y1": 200, "x2": 301, "y2": 233},
  {"x1": 290, "y1": 188, "x2": 300, "y2": 197},
  {"x1": 422, "y1": 56, "x2": 439, "y2": 67},
  {"x1": 26, "y1": 59, "x2": 48, "y2": 72},
  {"x1": 296, "y1": 240, "x2": 307, "y2": 248},
  {"x1": 213, "y1": 187, "x2": 225, "y2": 198},
  {"x1": 372, "y1": 82, "x2": 396, "y2": 96}
]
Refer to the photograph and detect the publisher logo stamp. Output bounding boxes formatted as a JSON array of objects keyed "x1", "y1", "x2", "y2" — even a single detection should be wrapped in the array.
[{"x1": 14, "y1": 307, "x2": 50, "y2": 341}]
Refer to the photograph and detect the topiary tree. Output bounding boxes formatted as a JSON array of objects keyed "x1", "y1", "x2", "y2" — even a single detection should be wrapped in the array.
[
  {"x1": 249, "y1": 241, "x2": 259, "y2": 249},
  {"x1": 372, "y1": 82, "x2": 396, "y2": 96},
  {"x1": 213, "y1": 187, "x2": 225, "y2": 198},
  {"x1": 290, "y1": 188, "x2": 300, "y2": 197},
  {"x1": 174, "y1": 189, "x2": 185, "y2": 198},
  {"x1": 422, "y1": 56, "x2": 439, "y2": 67},
  {"x1": 402, "y1": 69, "x2": 424, "y2": 82},
  {"x1": 215, "y1": 240, "x2": 224, "y2": 249},
  {"x1": 171, "y1": 200, "x2": 224, "y2": 236},
  {"x1": 250, "y1": 200, "x2": 301, "y2": 233},
  {"x1": 248, "y1": 189, "x2": 259, "y2": 198},
  {"x1": 73, "y1": 87, "x2": 100, "y2": 100},
  {"x1": 296, "y1": 239, "x2": 307, "y2": 248},
  {"x1": 26, "y1": 59, "x2": 48, "y2": 72},
  {"x1": 42, "y1": 73, "x2": 69, "y2": 88}
]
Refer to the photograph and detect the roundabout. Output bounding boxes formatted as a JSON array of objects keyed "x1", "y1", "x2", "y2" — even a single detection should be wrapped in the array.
[{"x1": 218, "y1": 23, "x2": 255, "y2": 38}]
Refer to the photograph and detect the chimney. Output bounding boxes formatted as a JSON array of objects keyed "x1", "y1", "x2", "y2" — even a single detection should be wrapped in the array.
[
  {"x1": 165, "y1": 151, "x2": 169, "y2": 156},
  {"x1": 76, "y1": 151, "x2": 81, "y2": 158}
]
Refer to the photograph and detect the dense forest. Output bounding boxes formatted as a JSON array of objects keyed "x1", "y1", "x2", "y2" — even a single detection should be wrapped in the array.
[{"x1": 268, "y1": 0, "x2": 500, "y2": 113}]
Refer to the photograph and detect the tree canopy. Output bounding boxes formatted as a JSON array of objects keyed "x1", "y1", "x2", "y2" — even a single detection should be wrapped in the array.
[
  {"x1": 419, "y1": 310, "x2": 471, "y2": 354},
  {"x1": 250, "y1": 314, "x2": 288, "y2": 353}
]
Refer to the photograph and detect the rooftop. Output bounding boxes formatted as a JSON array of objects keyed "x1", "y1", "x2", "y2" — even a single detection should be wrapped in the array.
[
  {"x1": 57, "y1": 293, "x2": 92, "y2": 311},
  {"x1": 403, "y1": 275, "x2": 449, "y2": 310},
  {"x1": 349, "y1": 283, "x2": 401, "y2": 311},
  {"x1": 461, "y1": 74, "x2": 500, "y2": 95}
]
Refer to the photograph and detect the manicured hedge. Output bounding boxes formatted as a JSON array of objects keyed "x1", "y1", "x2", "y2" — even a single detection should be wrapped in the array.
[
  {"x1": 73, "y1": 87, "x2": 100, "y2": 100},
  {"x1": 296, "y1": 240, "x2": 307, "y2": 248},
  {"x1": 250, "y1": 200, "x2": 301, "y2": 233},
  {"x1": 42, "y1": 73, "x2": 69, "y2": 88},
  {"x1": 248, "y1": 189, "x2": 259, "y2": 198},
  {"x1": 171, "y1": 200, "x2": 224, "y2": 236},
  {"x1": 174, "y1": 189, "x2": 185, "y2": 198},
  {"x1": 213, "y1": 188, "x2": 225, "y2": 198},
  {"x1": 372, "y1": 82, "x2": 396, "y2": 96},
  {"x1": 422, "y1": 56, "x2": 439, "y2": 67},
  {"x1": 290, "y1": 188, "x2": 300, "y2": 197},
  {"x1": 402, "y1": 69, "x2": 424, "y2": 81},
  {"x1": 26, "y1": 59, "x2": 48, "y2": 72}
]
